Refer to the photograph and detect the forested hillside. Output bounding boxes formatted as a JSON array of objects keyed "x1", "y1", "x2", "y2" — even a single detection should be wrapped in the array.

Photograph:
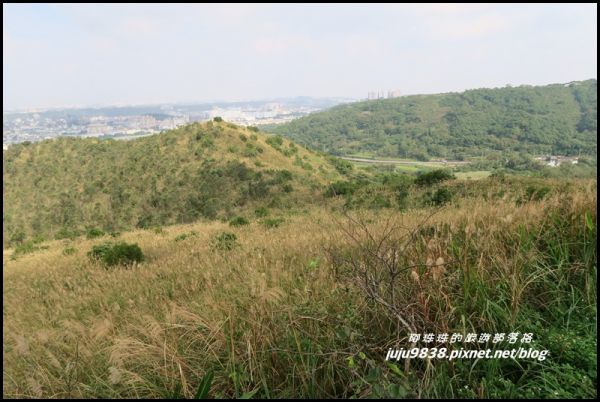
[
  {"x1": 3, "y1": 121, "x2": 341, "y2": 247},
  {"x1": 268, "y1": 79, "x2": 597, "y2": 160}
]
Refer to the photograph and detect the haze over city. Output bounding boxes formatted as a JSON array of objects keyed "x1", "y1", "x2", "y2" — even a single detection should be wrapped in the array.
[{"x1": 3, "y1": 3, "x2": 597, "y2": 111}]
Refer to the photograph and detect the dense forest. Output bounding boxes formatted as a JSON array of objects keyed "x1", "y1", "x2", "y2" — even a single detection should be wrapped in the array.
[
  {"x1": 2, "y1": 121, "x2": 341, "y2": 247},
  {"x1": 267, "y1": 79, "x2": 597, "y2": 161}
]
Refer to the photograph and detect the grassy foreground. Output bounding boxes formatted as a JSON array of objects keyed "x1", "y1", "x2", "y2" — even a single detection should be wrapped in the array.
[{"x1": 3, "y1": 179, "x2": 597, "y2": 398}]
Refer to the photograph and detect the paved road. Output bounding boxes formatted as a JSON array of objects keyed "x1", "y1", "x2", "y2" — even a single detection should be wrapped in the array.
[{"x1": 340, "y1": 157, "x2": 469, "y2": 166}]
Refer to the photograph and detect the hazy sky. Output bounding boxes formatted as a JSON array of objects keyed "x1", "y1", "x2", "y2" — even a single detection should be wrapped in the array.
[{"x1": 3, "y1": 3, "x2": 597, "y2": 111}]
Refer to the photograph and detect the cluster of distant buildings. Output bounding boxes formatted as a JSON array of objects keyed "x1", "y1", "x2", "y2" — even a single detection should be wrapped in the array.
[
  {"x1": 367, "y1": 90, "x2": 402, "y2": 100},
  {"x1": 534, "y1": 155, "x2": 579, "y2": 167},
  {"x1": 2, "y1": 98, "x2": 349, "y2": 148}
]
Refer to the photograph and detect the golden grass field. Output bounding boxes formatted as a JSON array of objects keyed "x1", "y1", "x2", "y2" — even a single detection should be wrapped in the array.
[{"x1": 3, "y1": 179, "x2": 597, "y2": 398}]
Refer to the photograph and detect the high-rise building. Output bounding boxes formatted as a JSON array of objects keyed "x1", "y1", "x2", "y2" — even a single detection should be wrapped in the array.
[
  {"x1": 387, "y1": 90, "x2": 401, "y2": 98},
  {"x1": 368, "y1": 91, "x2": 377, "y2": 100}
]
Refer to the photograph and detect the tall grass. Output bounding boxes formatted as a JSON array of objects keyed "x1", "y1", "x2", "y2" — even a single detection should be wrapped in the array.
[{"x1": 3, "y1": 179, "x2": 596, "y2": 398}]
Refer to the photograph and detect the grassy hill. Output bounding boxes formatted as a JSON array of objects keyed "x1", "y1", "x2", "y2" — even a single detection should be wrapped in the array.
[
  {"x1": 267, "y1": 79, "x2": 597, "y2": 161},
  {"x1": 3, "y1": 176, "x2": 596, "y2": 398},
  {"x1": 3, "y1": 120, "x2": 342, "y2": 247}
]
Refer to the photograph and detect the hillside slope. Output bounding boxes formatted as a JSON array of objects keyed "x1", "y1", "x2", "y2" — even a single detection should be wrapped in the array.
[
  {"x1": 268, "y1": 79, "x2": 597, "y2": 160},
  {"x1": 3, "y1": 178, "x2": 596, "y2": 398},
  {"x1": 3, "y1": 121, "x2": 341, "y2": 246}
]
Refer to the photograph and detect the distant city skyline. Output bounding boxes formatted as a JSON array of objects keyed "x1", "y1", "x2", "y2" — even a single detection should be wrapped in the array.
[{"x1": 3, "y1": 3, "x2": 597, "y2": 111}]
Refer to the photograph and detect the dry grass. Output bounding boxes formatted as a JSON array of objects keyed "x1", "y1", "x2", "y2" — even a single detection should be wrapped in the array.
[{"x1": 3, "y1": 179, "x2": 597, "y2": 398}]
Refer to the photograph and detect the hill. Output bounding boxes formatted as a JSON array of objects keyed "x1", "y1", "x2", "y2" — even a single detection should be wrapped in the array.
[
  {"x1": 3, "y1": 176, "x2": 596, "y2": 398},
  {"x1": 2, "y1": 121, "x2": 342, "y2": 247},
  {"x1": 267, "y1": 79, "x2": 597, "y2": 161}
]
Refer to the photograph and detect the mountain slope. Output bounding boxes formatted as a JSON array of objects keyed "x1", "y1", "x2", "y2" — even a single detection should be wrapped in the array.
[
  {"x1": 267, "y1": 79, "x2": 597, "y2": 160},
  {"x1": 3, "y1": 121, "x2": 341, "y2": 246}
]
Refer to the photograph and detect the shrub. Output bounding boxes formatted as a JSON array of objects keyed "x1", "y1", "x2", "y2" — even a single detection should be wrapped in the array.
[
  {"x1": 525, "y1": 185, "x2": 551, "y2": 201},
  {"x1": 200, "y1": 136, "x2": 214, "y2": 148},
  {"x1": 429, "y1": 187, "x2": 453, "y2": 206},
  {"x1": 239, "y1": 134, "x2": 248, "y2": 142},
  {"x1": 242, "y1": 144, "x2": 258, "y2": 158},
  {"x1": 282, "y1": 184, "x2": 294, "y2": 193},
  {"x1": 229, "y1": 216, "x2": 249, "y2": 227},
  {"x1": 86, "y1": 227, "x2": 105, "y2": 239},
  {"x1": 213, "y1": 117, "x2": 223, "y2": 122},
  {"x1": 63, "y1": 246, "x2": 77, "y2": 256},
  {"x1": 266, "y1": 135, "x2": 284, "y2": 148},
  {"x1": 263, "y1": 218, "x2": 284, "y2": 229},
  {"x1": 247, "y1": 126, "x2": 259, "y2": 133},
  {"x1": 274, "y1": 170, "x2": 293, "y2": 184},
  {"x1": 331, "y1": 158, "x2": 354, "y2": 175},
  {"x1": 55, "y1": 227, "x2": 79, "y2": 240},
  {"x1": 254, "y1": 207, "x2": 269, "y2": 217},
  {"x1": 31, "y1": 235, "x2": 46, "y2": 244},
  {"x1": 13, "y1": 241, "x2": 41, "y2": 256},
  {"x1": 88, "y1": 241, "x2": 143, "y2": 267},
  {"x1": 9, "y1": 230, "x2": 26, "y2": 246},
  {"x1": 414, "y1": 169, "x2": 455, "y2": 186},
  {"x1": 345, "y1": 185, "x2": 394, "y2": 209},
  {"x1": 175, "y1": 231, "x2": 198, "y2": 242},
  {"x1": 396, "y1": 186, "x2": 410, "y2": 210},
  {"x1": 212, "y1": 232, "x2": 238, "y2": 251},
  {"x1": 325, "y1": 180, "x2": 360, "y2": 197}
]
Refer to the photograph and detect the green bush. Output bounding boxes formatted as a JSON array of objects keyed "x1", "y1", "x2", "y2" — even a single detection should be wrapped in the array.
[
  {"x1": 524, "y1": 185, "x2": 551, "y2": 201},
  {"x1": 13, "y1": 241, "x2": 42, "y2": 256},
  {"x1": 31, "y1": 235, "x2": 46, "y2": 244},
  {"x1": 429, "y1": 187, "x2": 453, "y2": 206},
  {"x1": 86, "y1": 227, "x2": 105, "y2": 239},
  {"x1": 212, "y1": 232, "x2": 238, "y2": 251},
  {"x1": 263, "y1": 218, "x2": 284, "y2": 229},
  {"x1": 62, "y1": 246, "x2": 77, "y2": 256},
  {"x1": 174, "y1": 231, "x2": 198, "y2": 242},
  {"x1": 242, "y1": 143, "x2": 259, "y2": 158},
  {"x1": 88, "y1": 241, "x2": 144, "y2": 267},
  {"x1": 213, "y1": 117, "x2": 223, "y2": 122},
  {"x1": 9, "y1": 230, "x2": 26, "y2": 246},
  {"x1": 200, "y1": 136, "x2": 214, "y2": 148},
  {"x1": 274, "y1": 170, "x2": 293, "y2": 184},
  {"x1": 415, "y1": 169, "x2": 455, "y2": 186},
  {"x1": 254, "y1": 207, "x2": 269, "y2": 217},
  {"x1": 247, "y1": 126, "x2": 259, "y2": 133},
  {"x1": 331, "y1": 158, "x2": 354, "y2": 175},
  {"x1": 325, "y1": 180, "x2": 360, "y2": 197},
  {"x1": 229, "y1": 216, "x2": 249, "y2": 227},
  {"x1": 266, "y1": 135, "x2": 284, "y2": 148},
  {"x1": 55, "y1": 227, "x2": 79, "y2": 240}
]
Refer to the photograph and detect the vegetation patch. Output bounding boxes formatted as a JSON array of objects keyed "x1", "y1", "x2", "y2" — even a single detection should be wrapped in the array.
[
  {"x1": 414, "y1": 169, "x2": 455, "y2": 186},
  {"x1": 86, "y1": 227, "x2": 105, "y2": 239},
  {"x1": 229, "y1": 216, "x2": 249, "y2": 227},
  {"x1": 174, "y1": 231, "x2": 198, "y2": 242},
  {"x1": 87, "y1": 241, "x2": 144, "y2": 267},
  {"x1": 262, "y1": 218, "x2": 284, "y2": 228},
  {"x1": 211, "y1": 231, "x2": 238, "y2": 251}
]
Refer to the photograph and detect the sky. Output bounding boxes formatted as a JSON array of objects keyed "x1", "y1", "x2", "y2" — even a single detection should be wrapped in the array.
[{"x1": 3, "y1": 3, "x2": 597, "y2": 111}]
